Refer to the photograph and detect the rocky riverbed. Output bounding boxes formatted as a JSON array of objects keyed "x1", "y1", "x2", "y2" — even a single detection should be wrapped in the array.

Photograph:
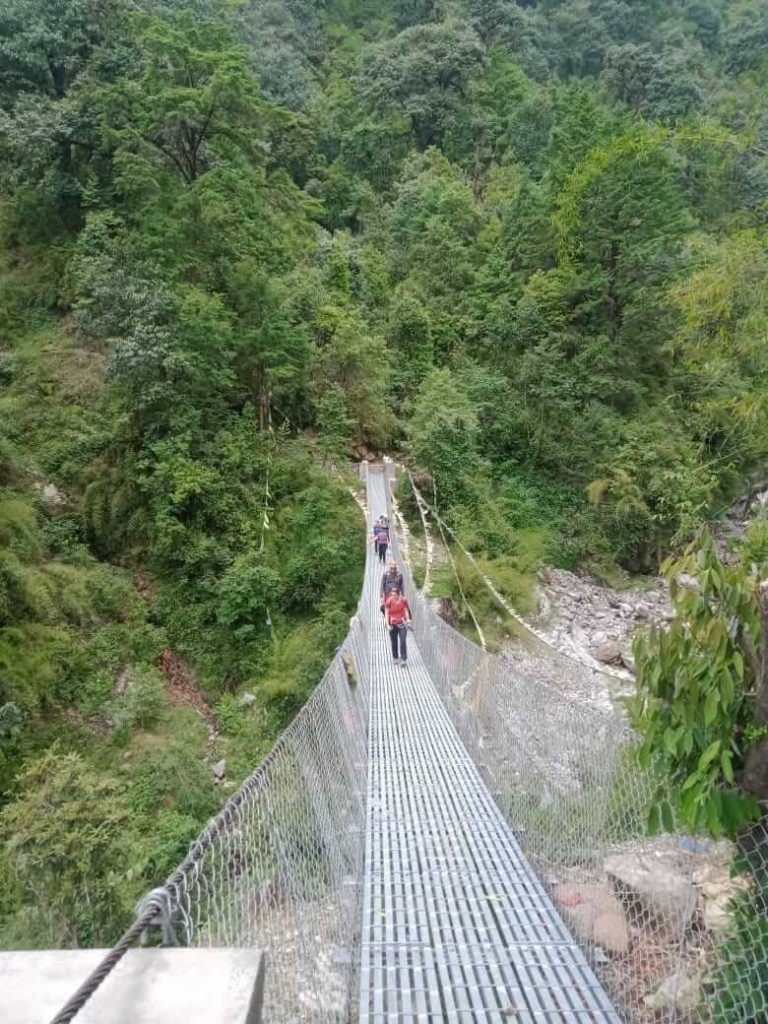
[
  {"x1": 525, "y1": 483, "x2": 768, "y2": 682},
  {"x1": 530, "y1": 567, "x2": 673, "y2": 675}
]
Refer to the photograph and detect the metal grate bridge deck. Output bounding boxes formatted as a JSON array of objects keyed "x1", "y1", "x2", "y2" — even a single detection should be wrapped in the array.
[{"x1": 359, "y1": 467, "x2": 621, "y2": 1023}]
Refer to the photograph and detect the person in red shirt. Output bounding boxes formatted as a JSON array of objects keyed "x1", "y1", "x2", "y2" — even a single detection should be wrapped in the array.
[{"x1": 384, "y1": 586, "x2": 412, "y2": 666}]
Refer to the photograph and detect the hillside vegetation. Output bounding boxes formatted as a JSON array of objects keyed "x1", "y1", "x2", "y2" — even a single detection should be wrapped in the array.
[{"x1": 1, "y1": 0, "x2": 767, "y2": 946}]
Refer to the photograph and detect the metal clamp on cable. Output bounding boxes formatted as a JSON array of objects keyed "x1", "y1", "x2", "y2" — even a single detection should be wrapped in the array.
[{"x1": 137, "y1": 887, "x2": 177, "y2": 947}]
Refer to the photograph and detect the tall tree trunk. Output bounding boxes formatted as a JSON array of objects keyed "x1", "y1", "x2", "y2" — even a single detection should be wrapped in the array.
[
  {"x1": 259, "y1": 390, "x2": 271, "y2": 432},
  {"x1": 605, "y1": 239, "x2": 622, "y2": 342}
]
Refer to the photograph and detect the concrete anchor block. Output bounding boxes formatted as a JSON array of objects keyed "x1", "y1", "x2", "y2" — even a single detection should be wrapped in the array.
[{"x1": 1, "y1": 947, "x2": 266, "y2": 1024}]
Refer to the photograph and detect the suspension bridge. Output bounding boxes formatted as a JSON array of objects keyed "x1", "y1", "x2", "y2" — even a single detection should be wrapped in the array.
[
  {"x1": 360, "y1": 468, "x2": 617, "y2": 1020},
  {"x1": 45, "y1": 464, "x2": 767, "y2": 1024}
]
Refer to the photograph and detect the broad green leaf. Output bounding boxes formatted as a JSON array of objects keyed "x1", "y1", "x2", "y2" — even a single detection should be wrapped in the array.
[
  {"x1": 682, "y1": 771, "x2": 700, "y2": 792},
  {"x1": 720, "y1": 750, "x2": 734, "y2": 784},
  {"x1": 664, "y1": 728, "x2": 678, "y2": 756},
  {"x1": 706, "y1": 795, "x2": 723, "y2": 837},
  {"x1": 698, "y1": 740, "x2": 721, "y2": 770},
  {"x1": 721, "y1": 668, "x2": 734, "y2": 707},
  {"x1": 703, "y1": 688, "x2": 719, "y2": 726}
]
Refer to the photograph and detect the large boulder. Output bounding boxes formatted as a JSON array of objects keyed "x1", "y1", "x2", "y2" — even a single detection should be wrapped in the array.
[
  {"x1": 604, "y1": 851, "x2": 696, "y2": 938},
  {"x1": 553, "y1": 883, "x2": 630, "y2": 956},
  {"x1": 42, "y1": 482, "x2": 66, "y2": 506}
]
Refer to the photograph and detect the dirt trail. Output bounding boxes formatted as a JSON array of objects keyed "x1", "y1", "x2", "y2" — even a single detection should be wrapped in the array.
[{"x1": 159, "y1": 649, "x2": 219, "y2": 760}]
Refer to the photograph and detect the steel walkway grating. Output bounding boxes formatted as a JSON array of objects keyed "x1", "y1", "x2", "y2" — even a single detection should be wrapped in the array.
[{"x1": 359, "y1": 468, "x2": 622, "y2": 1023}]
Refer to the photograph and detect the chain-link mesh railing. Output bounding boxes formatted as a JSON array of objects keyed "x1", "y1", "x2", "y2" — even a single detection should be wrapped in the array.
[
  {"x1": 51, "y1": 605, "x2": 372, "y2": 1024},
  {"x1": 386, "y1": 465, "x2": 768, "y2": 1024},
  {"x1": 168, "y1": 614, "x2": 370, "y2": 1023}
]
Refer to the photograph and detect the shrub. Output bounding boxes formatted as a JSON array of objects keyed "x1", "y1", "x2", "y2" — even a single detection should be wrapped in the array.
[
  {"x1": 215, "y1": 693, "x2": 246, "y2": 736},
  {"x1": 217, "y1": 555, "x2": 282, "y2": 638},
  {"x1": 76, "y1": 670, "x2": 114, "y2": 717},
  {"x1": 1, "y1": 749, "x2": 137, "y2": 945},
  {"x1": 120, "y1": 665, "x2": 166, "y2": 730},
  {"x1": 127, "y1": 743, "x2": 217, "y2": 822}
]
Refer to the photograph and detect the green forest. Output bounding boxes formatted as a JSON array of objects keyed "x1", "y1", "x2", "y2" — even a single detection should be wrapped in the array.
[{"x1": 1, "y1": 0, "x2": 767, "y2": 948}]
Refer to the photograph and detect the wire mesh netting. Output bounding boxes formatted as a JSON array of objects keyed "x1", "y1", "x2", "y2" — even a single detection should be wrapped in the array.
[
  {"x1": 388, "y1": 466, "x2": 768, "y2": 1024},
  {"x1": 161, "y1": 608, "x2": 371, "y2": 1022}
]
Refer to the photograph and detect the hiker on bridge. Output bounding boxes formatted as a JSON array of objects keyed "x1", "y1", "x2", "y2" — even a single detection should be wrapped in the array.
[
  {"x1": 380, "y1": 559, "x2": 404, "y2": 615},
  {"x1": 384, "y1": 585, "x2": 411, "y2": 666},
  {"x1": 371, "y1": 515, "x2": 384, "y2": 550},
  {"x1": 372, "y1": 515, "x2": 390, "y2": 563}
]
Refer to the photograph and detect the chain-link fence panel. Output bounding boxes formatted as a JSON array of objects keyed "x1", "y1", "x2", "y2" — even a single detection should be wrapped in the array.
[
  {"x1": 164, "y1": 613, "x2": 371, "y2": 1022},
  {"x1": 165, "y1": 615, "x2": 370, "y2": 1022}
]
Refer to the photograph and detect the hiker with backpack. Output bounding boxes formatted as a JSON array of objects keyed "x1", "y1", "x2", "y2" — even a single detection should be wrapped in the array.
[
  {"x1": 380, "y1": 559, "x2": 404, "y2": 616},
  {"x1": 372, "y1": 516, "x2": 389, "y2": 563},
  {"x1": 371, "y1": 516, "x2": 385, "y2": 558},
  {"x1": 384, "y1": 585, "x2": 412, "y2": 666}
]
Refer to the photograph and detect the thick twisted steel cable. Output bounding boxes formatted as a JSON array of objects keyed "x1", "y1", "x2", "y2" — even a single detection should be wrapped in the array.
[{"x1": 48, "y1": 898, "x2": 164, "y2": 1024}]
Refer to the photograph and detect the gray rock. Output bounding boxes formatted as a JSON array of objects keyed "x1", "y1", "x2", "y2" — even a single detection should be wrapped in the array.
[
  {"x1": 676, "y1": 572, "x2": 699, "y2": 591},
  {"x1": 645, "y1": 971, "x2": 701, "y2": 1015},
  {"x1": 595, "y1": 639, "x2": 622, "y2": 665},
  {"x1": 605, "y1": 852, "x2": 696, "y2": 938},
  {"x1": 41, "y1": 483, "x2": 65, "y2": 507},
  {"x1": 113, "y1": 668, "x2": 130, "y2": 696},
  {"x1": 692, "y1": 858, "x2": 751, "y2": 935},
  {"x1": 239, "y1": 692, "x2": 256, "y2": 706},
  {"x1": 592, "y1": 909, "x2": 630, "y2": 956},
  {"x1": 211, "y1": 759, "x2": 227, "y2": 781}
]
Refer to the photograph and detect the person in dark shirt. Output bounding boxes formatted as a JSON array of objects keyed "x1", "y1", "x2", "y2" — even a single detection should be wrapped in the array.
[
  {"x1": 380, "y1": 560, "x2": 404, "y2": 615},
  {"x1": 375, "y1": 522, "x2": 389, "y2": 563},
  {"x1": 371, "y1": 517, "x2": 384, "y2": 557}
]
